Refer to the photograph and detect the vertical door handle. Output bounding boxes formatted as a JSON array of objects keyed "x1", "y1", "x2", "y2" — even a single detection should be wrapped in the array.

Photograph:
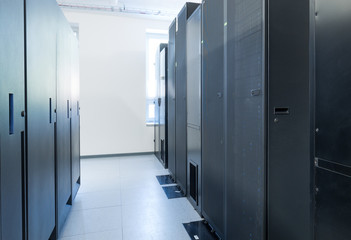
[
  {"x1": 9, "y1": 93, "x2": 14, "y2": 135},
  {"x1": 67, "y1": 100, "x2": 70, "y2": 118},
  {"x1": 49, "y1": 98, "x2": 52, "y2": 123}
]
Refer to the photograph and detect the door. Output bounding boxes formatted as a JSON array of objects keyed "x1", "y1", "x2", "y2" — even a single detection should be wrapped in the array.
[
  {"x1": 0, "y1": 0, "x2": 25, "y2": 239},
  {"x1": 314, "y1": 0, "x2": 351, "y2": 239},
  {"x1": 26, "y1": 0, "x2": 57, "y2": 238}
]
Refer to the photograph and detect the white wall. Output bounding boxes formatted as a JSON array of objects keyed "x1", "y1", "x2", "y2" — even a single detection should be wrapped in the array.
[{"x1": 62, "y1": 10, "x2": 171, "y2": 156}]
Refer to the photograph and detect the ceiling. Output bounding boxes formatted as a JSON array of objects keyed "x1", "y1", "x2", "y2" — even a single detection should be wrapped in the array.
[{"x1": 57, "y1": 0, "x2": 202, "y2": 17}]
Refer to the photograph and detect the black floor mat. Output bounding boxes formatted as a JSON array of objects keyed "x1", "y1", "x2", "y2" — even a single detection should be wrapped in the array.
[
  {"x1": 162, "y1": 185, "x2": 185, "y2": 199},
  {"x1": 183, "y1": 221, "x2": 220, "y2": 240},
  {"x1": 156, "y1": 175, "x2": 175, "y2": 185}
]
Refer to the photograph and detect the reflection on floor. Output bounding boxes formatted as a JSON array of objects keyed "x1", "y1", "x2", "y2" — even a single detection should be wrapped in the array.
[{"x1": 58, "y1": 154, "x2": 202, "y2": 240}]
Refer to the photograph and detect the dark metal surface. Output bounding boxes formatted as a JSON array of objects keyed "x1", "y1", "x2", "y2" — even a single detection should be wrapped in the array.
[
  {"x1": 0, "y1": 0, "x2": 25, "y2": 239},
  {"x1": 167, "y1": 20, "x2": 176, "y2": 178},
  {"x1": 155, "y1": 44, "x2": 168, "y2": 168},
  {"x1": 314, "y1": 0, "x2": 351, "y2": 238},
  {"x1": 267, "y1": 0, "x2": 312, "y2": 239},
  {"x1": 26, "y1": 0, "x2": 58, "y2": 238},
  {"x1": 55, "y1": 10, "x2": 75, "y2": 237},
  {"x1": 315, "y1": 0, "x2": 351, "y2": 167},
  {"x1": 201, "y1": 0, "x2": 225, "y2": 237},
  {"x1": 186, "y1": 6, "x2": 202, "y2": 214},
  {"x1": 70, "y1": 32, "x2": 81, "y2": 200},
  {"x1": 226, "y1": 0, "x2": 265, "y2": 239},
  {"x1": 315, "y1": 168, "x2": 351, "y2": 240},
  {"x1": 154, "y1": 45, "x2": 161, "y2": 161},
  {"x1": 175, "y1": 6, "x2": 188, "y2": 193},
  {"x1": 159, "y1": 46, "x2": 168, "y2": 168}
]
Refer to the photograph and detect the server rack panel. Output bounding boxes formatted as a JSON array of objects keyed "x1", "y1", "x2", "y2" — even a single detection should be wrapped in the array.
[
  {"x1": 160, "y1": 45, "x2": 168, "y2": 168},
  {"x1": 167, "y1": 20, "x2": 176, "y2": 179},
  {"x1": 0, "y1": 1, "x2": 25, "y2": 239},
  {"x1": 226, "y1": 0, "x2": 265, "y2": 238},
  {"x1": 154, "y1": 44, "x2": 161, "y2": 161},
  {"x1": 267, "y1": 0, "x2": 312, "y2": 239},
  {"x1": 26, "y1": 0, "x2": 58, "y2": 238},
  {"x1": 201, "y1": 0, "x2": 225, "y2": 237},
  {"x1": 214, "y1": 0, "x2": 312, "y2": 238},
  {"x1": 175, "y1": 2, "x2": 200, "y2": 194},
  {"x1": 175, "y1": 5, "x2": 188, "y2": 193},
  {"x1": 155, "y1": 44, "x2": 168, "y2": 168},
  {"x1": 186, "y1": 6, "x2": 202, "y2": 214},
  {"x1": 55, "y1": 11, "x2": 75, "y2": 237},
  {"x1": 314, "y1": 0, "x2": 351, "y2": 238},
  {"x1": 71, "y1": 32, "x2": 81, "y2": 200}
]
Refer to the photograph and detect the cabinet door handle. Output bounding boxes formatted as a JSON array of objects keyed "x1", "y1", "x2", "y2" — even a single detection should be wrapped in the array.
[
  {"x1": 49, "y1": 98, "x2": 52, "y2": 123},
  {"x1": 9, "y1": 93, "x2": 14, "y2": 135},
  {"x1": 67, "y1": 100, "x2": 70, "y2": 118}
]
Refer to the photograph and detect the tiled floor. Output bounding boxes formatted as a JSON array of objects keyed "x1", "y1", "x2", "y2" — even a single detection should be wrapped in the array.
[{"x1": 59, "y1": 154, "x2": 202, "y2": 240}]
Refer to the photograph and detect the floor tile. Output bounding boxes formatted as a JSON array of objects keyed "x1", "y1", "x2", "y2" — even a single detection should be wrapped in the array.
[
  {"x1": 162, "y1": 185, "x2": 186, "y2": 199},
  {"x1": 60, "y1": 154, "x2": 202, "y2": 240}
]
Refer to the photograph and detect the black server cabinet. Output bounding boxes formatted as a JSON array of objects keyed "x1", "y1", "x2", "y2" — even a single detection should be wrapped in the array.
[
  {"x1": 266, "y1": 1, "x2": 312, "y2": 239},
  {"x1": 154, "y1": 46, "x2": 161, "y2": 161},
  {"x1": 71, "y1": 34, "x2": 81, "y2": 200},
  {"x1": 314, "y1": 0, "x2": 351, "y2": 239},
  {"x1": 225, "y1": 0, "x2": 312, "y2": 239},
  {"x1": 225, "y1": 0, "x2": 265, "y2": 238},
  {"x1": 201, "y1": 0, "x2": 225, "y2": 237},
  {"x1": 154, "y1": 44, "x2": 168, "y2": 168},
  {"x1": 0, "y1": 0, "x2": 25, "y2": 239},
  {"x1": 175, "y1": 2, "x2": 199, "y2": 193},
  {"x1": 26, "y1": 0, "x2": 58, "y2": 238},
  {"x1": 55, "y1": 11, "x2": 75, "y2": 237},
  {"x1": 186, "y1": 6, "x2": 202, "y2": 214},
  {"x1": 168, "y1": 20, "x2": 176, "y2": 178},
  {"x1": 159, "y1": 45, "x2": 168, "y2": 167}
]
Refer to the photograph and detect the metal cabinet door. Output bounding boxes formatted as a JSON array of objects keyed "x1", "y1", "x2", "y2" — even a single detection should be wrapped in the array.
[
  {"x1": 167, "y1": 20, "x2": 176, "y2": 178},
  {"x1": 315, "y1": 0, "x2": 351, "y2": 239},
  {"x1": 201, "y1": 0, "x2": 225, "y2": 237},
  {"x1": 0, "y1": 0, "x2": 25, "y2": 239},
  {"x1": 26, "y1": 0, "x2": 57, "y2": 238}
]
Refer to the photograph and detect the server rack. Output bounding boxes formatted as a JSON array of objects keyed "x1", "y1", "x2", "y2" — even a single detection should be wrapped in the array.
[
  {"x1": 168, "y1": 20, "x2": 177, "y2": 179},
  {"x1": 202, "y1": 0, "x2": 312, "y2": 239},
  {"x1": 314, "y1": 0, "x2": 351, "y2": 239},
  {"x1": 175, "y1": 2, "x2": 200, "y2": 194},
  {"x1": 26, "y1": 0, "x2": 58, "y2": 238},
  {"x1": 201, "y1": 0, "x2": 226, "y2": 237},
  {"x1": 71, "y1": 33, "x2": 81, "y2": 201},
  {"x1": 0, "y1": 1, "x2": 26, "y2": 239},
  {"x1": 186, "y1": 6, "x2": 202, "y2": 214},
  {"x1": 55, "y1": 11, "x2": 79, "y2": 237},
  {"x1": 154, "y1": 44, "x2": 168, "y2": 168},
  {"x1": 227, "y1": 0, "x2": 312, "y2": 239},
  {"x1": 154, "y1": 46, "x2": 161, "y2": 161},
  {"x1": 1, "y1": 0, "x2": 80, "y2": 239},
  {"x1": 159, "y1": 45, "x2": 168, "y2": 168}
]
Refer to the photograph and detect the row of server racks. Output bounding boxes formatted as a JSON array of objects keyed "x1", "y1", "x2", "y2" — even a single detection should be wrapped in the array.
[
  {"x1": 166, "y1": 0, "x2": 351, "y2": 239},
  {"x1": 0, "y1": 0, "x2": 81, "y2": 239}
]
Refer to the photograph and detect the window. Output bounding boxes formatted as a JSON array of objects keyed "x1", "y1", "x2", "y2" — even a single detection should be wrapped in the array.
[{"x1": 145, "y1": 31, "x2": 168, "y2": 125}]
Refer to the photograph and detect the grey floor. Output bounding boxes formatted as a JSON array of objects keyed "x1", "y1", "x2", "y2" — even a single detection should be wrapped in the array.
[{"x1": 59, "y1": 154, "x2": 202, "y2": 240}]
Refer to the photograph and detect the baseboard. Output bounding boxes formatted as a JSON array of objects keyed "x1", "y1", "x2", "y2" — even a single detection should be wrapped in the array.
[{"x1": 81, "y1": 151, "x2": 154, "y2": 159}]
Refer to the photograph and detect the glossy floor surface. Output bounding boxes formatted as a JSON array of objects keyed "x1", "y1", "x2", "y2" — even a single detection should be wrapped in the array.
[{"x1": 59, "y1": 154, "x2": 202, "y2": 240}]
